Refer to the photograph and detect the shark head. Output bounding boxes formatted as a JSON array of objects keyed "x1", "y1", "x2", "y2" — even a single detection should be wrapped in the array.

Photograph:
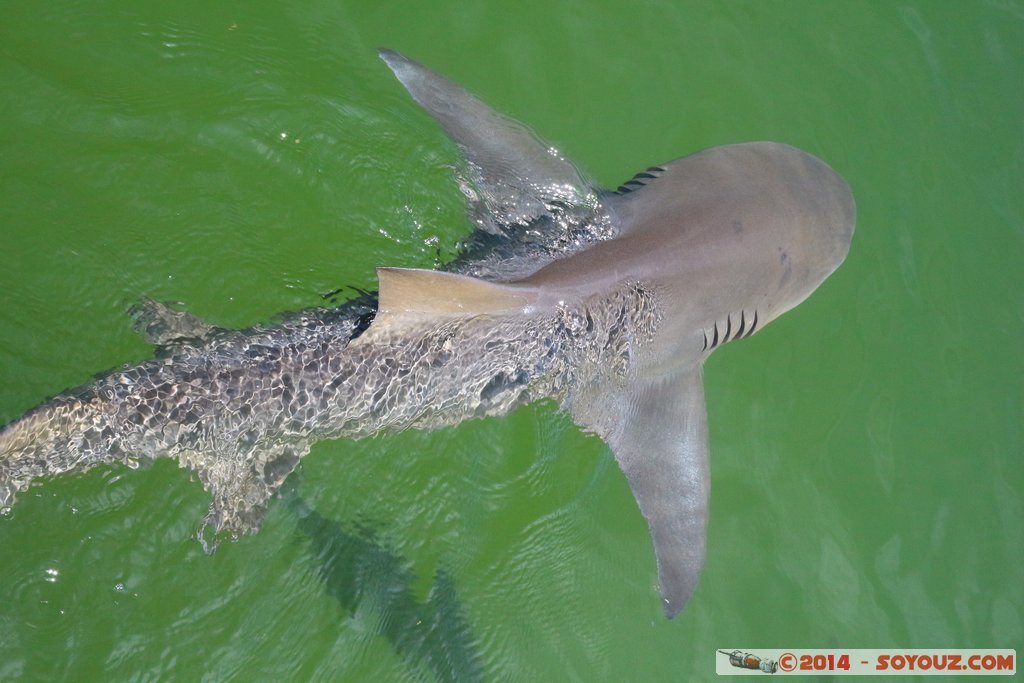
[
  {"x1": 376, "y1": 50, "x2": 855, "y2": 617},
  {"x1": 593, "y1": 141, "x2": 856, "y2": 367},
  {"x1": 510, "y1": 140, "x2": 855, "y2": 379}
]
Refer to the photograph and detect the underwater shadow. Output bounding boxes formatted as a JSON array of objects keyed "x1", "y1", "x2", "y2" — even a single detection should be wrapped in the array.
[{"x1": 282, "y1": 478, "x2": 485, "y2": 683}]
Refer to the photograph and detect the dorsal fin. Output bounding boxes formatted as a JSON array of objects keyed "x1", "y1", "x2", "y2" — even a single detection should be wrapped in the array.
[{"x1": 356, "y1": 268, "x2": 538, "y2": 343}]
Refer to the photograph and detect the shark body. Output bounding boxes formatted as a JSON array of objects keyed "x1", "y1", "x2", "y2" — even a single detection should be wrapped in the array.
[{"x1": 0, "y1": 51, "x2": 854, "y2": 617}]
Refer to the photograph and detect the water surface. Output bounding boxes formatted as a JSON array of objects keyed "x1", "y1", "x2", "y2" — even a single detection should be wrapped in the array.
[{"x1": 1, "y1": 1, "x2": 1021, "y2": 680}]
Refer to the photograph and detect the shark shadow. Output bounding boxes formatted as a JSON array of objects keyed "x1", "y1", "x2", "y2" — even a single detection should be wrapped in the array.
[{"x1": 282, "y1": 476, "x2": 484, "y2": 683}]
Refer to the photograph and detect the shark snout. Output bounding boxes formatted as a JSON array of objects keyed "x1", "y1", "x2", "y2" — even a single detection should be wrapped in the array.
[{"x1": 811, "y1": 147, "x2": 856, "y2": 255}]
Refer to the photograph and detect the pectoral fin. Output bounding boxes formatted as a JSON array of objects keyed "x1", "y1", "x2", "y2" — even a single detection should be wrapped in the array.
[
  {"x1": 379, "y1": 49, "x2": 597, "y2": 234},
  {"x1": 571, "y1": 365, "x2": 710, "y2": 618},
  {"x1": 130, "y1": 299, "x2": 219, "y2": 347}
]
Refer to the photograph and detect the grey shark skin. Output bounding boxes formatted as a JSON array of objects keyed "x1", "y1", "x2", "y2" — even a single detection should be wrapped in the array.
[{"x1": 0, "y1": 50, "x2": 854, "y2": 618}]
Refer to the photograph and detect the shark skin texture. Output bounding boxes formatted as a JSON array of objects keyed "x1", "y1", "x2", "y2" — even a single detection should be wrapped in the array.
[{"x1": 0, "y1": 50, "x2": 854, "y2": 618}]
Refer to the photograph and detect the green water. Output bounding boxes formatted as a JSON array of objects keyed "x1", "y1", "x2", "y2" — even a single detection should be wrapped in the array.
[{"x1": 1, "y1": 1, "x2": 1021, "y2": 680}]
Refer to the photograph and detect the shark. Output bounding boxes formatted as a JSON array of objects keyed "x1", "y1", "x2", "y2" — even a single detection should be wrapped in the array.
[{"x1": 0, "y1": 50, "x2": 854, "y2": 617}]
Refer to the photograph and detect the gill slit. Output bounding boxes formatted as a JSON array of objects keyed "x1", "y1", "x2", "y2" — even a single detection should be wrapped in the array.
[
  {"x1": 704, "y1": 308, "x2": 760, "y2": 352},
  {"x1": 745, "y1": 310, "x2": 759, "y2": 338}
]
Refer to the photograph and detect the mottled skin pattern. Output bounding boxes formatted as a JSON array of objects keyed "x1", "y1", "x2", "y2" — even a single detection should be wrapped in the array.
[
  {"x1": 0, "y1": 206, "x2": 643, "y2": 544},
  {"x1": 0, "y1": 55, "x2": 624, "y2": 539}
]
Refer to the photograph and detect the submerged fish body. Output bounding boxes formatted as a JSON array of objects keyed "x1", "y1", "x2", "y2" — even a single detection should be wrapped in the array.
[{"x1": 0, "y1": 50, "x2": 854, "y2": 617}]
